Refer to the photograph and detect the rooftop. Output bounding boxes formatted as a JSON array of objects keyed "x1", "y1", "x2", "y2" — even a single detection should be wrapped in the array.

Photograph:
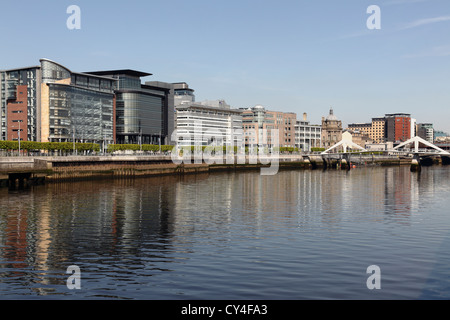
[{"x1": 85, "y1": 69, "x2": 152, "y2": 78}]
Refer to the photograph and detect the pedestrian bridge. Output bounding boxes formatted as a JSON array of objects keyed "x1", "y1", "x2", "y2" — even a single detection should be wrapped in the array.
[
  {"x1": 318, "y1": 134, "x2": 450, "y2": 170},
  {"x1": 321, "y1": 134, "x2": 450, "y2": 156}
]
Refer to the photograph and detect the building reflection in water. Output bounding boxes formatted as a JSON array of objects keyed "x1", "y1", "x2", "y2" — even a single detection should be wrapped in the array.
[
  {"x1": 0, "y1": 166, "x2": 443, "y2": 296},
  {"x1": 0, "y1": 176, "x2": 182, "y2": 296}
]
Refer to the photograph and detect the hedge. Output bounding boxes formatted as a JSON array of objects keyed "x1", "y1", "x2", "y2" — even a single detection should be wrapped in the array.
[
  {"x1": 107, "y1": 144, "x2": 300, "y2": 154},
  {"x1": 0, "y1": 141, "x2": 100, "y2": 152},
  {"x1": 0, "y1": 141, "x2": 304, "y2": 154}
]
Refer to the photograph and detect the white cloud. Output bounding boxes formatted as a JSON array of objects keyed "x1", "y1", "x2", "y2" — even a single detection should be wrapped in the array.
[
  {"x1": 402, "y1": 44, "x2": 450, "y2": 58},
  {"x1": 400, "y1": 15, "x2": 450, "y2": 30},
  {"x1": 383, "y1": 0, "x2": 431, "y2": 5}
]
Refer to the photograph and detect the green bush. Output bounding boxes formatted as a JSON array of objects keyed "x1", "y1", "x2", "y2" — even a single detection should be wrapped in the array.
[
  {"x1": 0, "y1": 140, "x2": 99, "y2": 152},
  {"x1": 107, "y1": 144, "x2": 175, "y2": 153}
]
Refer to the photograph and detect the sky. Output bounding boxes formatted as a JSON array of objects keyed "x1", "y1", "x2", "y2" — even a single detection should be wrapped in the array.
[{"x1": 1, "y1": 0, "x2": 450, "y2": 132}]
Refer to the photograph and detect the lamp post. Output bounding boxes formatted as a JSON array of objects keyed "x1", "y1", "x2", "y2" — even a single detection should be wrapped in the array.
[
  {"x1": 18, "y1": 120, "x2": 21, "y2": 155},
  {"x1": 137, "y1": 120, "x2": 142, "y2": 153},
  {"x1": 73, "y1": 126, "x2": 77, "y2": 156},
  {"x1": 139, "y1": 129, "x2": 142, "y2": 152}
]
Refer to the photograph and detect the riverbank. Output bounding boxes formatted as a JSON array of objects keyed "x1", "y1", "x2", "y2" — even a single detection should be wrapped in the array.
[{"x1": 0, "y1": 154, "x2": 424, "y2": 188}]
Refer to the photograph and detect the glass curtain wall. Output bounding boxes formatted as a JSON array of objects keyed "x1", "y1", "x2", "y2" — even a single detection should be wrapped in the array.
[
  {"x1": 115, "y1": 92, "x2": 163, "y2": 144},
  {"x1": 48, "y1": 84, "x2": 114, "y2": 143}
]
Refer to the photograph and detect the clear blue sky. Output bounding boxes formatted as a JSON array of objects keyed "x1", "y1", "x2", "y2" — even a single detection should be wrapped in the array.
[{"x1": 1, "y1": 0, "x2": 450, "y2": 132}]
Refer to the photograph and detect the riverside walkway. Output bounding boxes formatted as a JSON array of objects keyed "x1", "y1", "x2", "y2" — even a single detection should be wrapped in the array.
[{"x1": 0, "y1": 152, "x2": 413, "y2": 189}]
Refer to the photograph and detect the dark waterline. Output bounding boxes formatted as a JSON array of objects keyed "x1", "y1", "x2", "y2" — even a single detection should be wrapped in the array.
[{"x1": 1, "y1": 166, "x2": 450, "y2": 299}]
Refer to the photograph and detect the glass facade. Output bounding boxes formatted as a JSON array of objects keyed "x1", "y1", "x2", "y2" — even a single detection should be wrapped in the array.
[
  {"x1": 41, "y1": 59, "x2": 71, "y2": 83},
  {"x1": 86, "y1": 72, "x2": 172, "y2": 145},
  {"x1": 2, "y1": 60, "x2": 173, "y2": 146},
  {"x1": 47, "y1": 84, "x2": 114, "y2": 143},
  {"x1": 41, "y1": 59, "x2": 115, "y2": 144},
  {"x1": 115, "y1": 92, "x2": 164, "y2": 144},
  {"x1": 117, "y1": 76, "x2": 141, "y2": 90}
]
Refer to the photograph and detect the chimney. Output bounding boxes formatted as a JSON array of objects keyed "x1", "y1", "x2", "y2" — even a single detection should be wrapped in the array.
[{"x1": 303, "y1": 113, "x2": 307, "y2": 121}]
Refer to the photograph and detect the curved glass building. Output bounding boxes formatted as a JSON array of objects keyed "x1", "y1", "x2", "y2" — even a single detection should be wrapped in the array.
[
  {"x1": 86, "y1": 70, "x2": 174, "y2": 145},
  {"x1": 1, "y1": 59, "x2": 175, "y2": 147},
  {"x1": 39, "y1": 59, "x2": 116, "y2": 145}
]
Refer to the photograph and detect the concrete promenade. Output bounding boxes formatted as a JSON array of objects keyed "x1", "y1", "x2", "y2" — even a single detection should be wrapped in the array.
[{"x1": 0, "y1": 153, "x2": 414, "y2": 188}]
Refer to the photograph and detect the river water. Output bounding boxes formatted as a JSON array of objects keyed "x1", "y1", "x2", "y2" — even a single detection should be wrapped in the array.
[{"x1": 0, "y1": 166, "x2": 450, "y2": 300}]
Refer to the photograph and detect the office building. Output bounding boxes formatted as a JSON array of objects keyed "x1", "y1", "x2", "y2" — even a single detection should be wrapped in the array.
[
  {"x1": 295, "y1": 113, "x2": 321, "y2": 151},
  {"x1": 40, "y1": 59, "x2": 116, "y2": 144},
  {"x1": 241, "y1": 105, "x2": 296, "y2": 148},
  {"x1": 85, "y1": 70, "x2": 174, "y2": 145},
  {"x1": 416, "y1": 123, "x2": 434, "y2": 143},
  {"x1": 174, "y1": 82, "x2": 195, "y2": 106},
  {"x1": 175, "y1": 100, "x2": 243, "y2": 147},
  {"x1": 2, "y1": 59, "x2": 175, "y2": 147}
]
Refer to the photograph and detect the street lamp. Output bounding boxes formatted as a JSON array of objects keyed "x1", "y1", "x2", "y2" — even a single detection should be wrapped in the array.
[
  {"x1": 139, "y1": 129, "x2": 142, "y2": 152},
  {"x1": 72, "y1": 126, "x2": 77, "y2": 156},
  {"x1": 18, "y1": 120, "x2": 21, "y2": 154}
]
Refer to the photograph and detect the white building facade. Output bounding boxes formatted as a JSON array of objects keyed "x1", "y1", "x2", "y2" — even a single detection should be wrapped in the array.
[
  {"x1": 174, "y1": 102, "x2": 243, "y2": 147},
  {"x1": 295, "y1": 113, "x2": 322, "y2": 152}
]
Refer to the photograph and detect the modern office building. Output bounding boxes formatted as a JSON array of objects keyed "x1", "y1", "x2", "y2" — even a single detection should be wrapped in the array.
[
  {"x1": 40, "y1": 59, "x2": 116, "y2": 145},
  {"x1": 295, "y1": 113, "x2": 321, "y2": 151},
  {"x1": 241, "y1": 105, "x2": 296, "y2": 148},
  {"x1": 2, "y1": 59, "x2": 175, "y2": 147},
  {"x1": 173, "y1": 82, "x2": 195, "y2": 106},
  {"x1": 2, "y1": 60, "x2": 117, "y2": 145},
  {"x1": 321, "y1": 108, "x2": 342, "y2": 148},
  {"x1": 85, "y1": 70, "x2": 174, "y2": 145},
  {"x1": 385, "y1": 113, "x2": 412, "y2": 143},
  {"x1": 174, "y1": 100, "x2": 243, "y2": 147},
  {"x1": 146, "y1": 81, "x2": 175, "y2": 142},
  {"x1": 416, "y1": 123, "x2": 434, "y2": 143}
]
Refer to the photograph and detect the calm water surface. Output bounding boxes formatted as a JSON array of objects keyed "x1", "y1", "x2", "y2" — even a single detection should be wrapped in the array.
[{"x1": 1, "y1": 166, "x2": 450, "y2": 299}]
